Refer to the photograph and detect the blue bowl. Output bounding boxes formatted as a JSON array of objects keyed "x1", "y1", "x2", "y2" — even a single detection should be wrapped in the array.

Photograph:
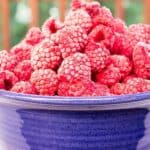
[{"x1": 0, "y1": 90, "x2": 150, "y2": 150}]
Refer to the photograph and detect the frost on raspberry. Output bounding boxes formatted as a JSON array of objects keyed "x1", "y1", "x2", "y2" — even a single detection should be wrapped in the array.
[
  {"x1": 0, "y1": 50, "x2": 17, "y2": 71},
  {"x1": 57, "y1": 26, "x2": 88, "y2": 58},
  {"x1": 0, "y1": 70, "x2": 18, "y2": 90},
  {"x1": 111, "y1": 83, "x2": 126, "y2": 95},
  {"x1": 24, "y1": 27, "x2": 45, "y2": 46},
  {"x1": 121, "y1": 24, "x2": 150, "y2": 58},
  {"x1": 64, "y1": 9, "x2": 92, "y2": 33},
  {"x1": 11, "y1": 81, "x2": 36, "y2": 94},
  {"x1": 30, "y1": 69, "x2": 58, "y2": 96},
  {"x1": 133, "y1": 42, "x2": 150, "y2": 79},
  {"x1": 88, "y1": 24, "x2": 114, "y2": 49},
  {"x1": 10, "y1": 42, "x2": 32, "y2": 62},
  {"x1": 58, "y1": 53, "x2": 91, "y2": 81},
  {"x1": 31, "y1": 39, "x2": 62, "y2": 70},
  {"x1": 14, "y1": 60, "x2": 33, "y2": 81},
  {"x1": 85, "y1": 41, "x2": 110, "y2": 73},
  {"x1": 106, "y1": 55, "x2": 132, "y2": 78},
  {"x1": 42, "y1": 17, "x2": 63, "y2": 38},
  {"x1": 95, "y1": 66, "x2": 121, "y2": 87}
]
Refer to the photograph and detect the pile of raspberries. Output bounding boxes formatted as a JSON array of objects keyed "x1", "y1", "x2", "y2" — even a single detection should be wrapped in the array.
[{"x1": 0, "y1": 0, "x2": 150, "y2": 96}]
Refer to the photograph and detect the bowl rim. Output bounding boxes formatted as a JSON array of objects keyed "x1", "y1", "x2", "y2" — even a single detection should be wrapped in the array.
[{"x1": 0, "y1": 90, "x2": 150, "y2": 110}]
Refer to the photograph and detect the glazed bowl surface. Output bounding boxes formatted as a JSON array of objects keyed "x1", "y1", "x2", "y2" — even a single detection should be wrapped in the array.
[{"x1": 0, "y1": 90, "x2": 150, "y2": 150}]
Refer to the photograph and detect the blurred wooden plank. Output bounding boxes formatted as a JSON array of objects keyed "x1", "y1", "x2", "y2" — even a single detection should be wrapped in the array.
[
  {"x1": 144, "y1": 0, "x2": 150, "y2": 24},
  {"x1": 115, "y1": 0, "x2": 124, "y2": 19},
  {"x1": 1, "y1": 0, "x2": 10, "y2": 50},
  {"x1": 58, "y1": 0, "x2": 67, "y2": 21},
  {"x1": 29, "y1": 0, "x2": 39, "y2": 27}
]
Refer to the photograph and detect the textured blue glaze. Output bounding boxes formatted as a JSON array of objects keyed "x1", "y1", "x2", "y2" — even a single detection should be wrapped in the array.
[{"x1": 0, "y1": 90, "x2": 149, "y2": 150}]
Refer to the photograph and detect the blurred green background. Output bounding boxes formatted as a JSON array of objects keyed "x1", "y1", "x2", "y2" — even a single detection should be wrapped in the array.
[{"x1": 0, "y1": 0, "x2": 143, "y2": 48}]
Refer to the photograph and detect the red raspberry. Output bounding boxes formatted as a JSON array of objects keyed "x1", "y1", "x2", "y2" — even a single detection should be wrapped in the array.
[
  {"x1": 0, "y1": 70, "x2": 18, "y2": 90},
  {"x1": 133, "y1": 42, "x2": 150, "y2": 79},
  {"x1": 92, "y1": 6, "x2": 113, "y2": 27},
  {"x1": 58, "y1": 53, "x2": 91, "y2": 81},
  {"x1": 85, "y1": 41, "x2": 110, "y2": 73},
  {"x1": 106, "y1": 55, "x2": 132, "y2": 78},
  {"x1": 0, "y1": 79, "x2": 4, "y2": 89},
  {"x1": 24, "y1": 27, "x2": 45, "y2": 46},
  {"x1": 10, "y1": 42, "x2": 32, "y2": 62},
  {"x1": 14, "y1": 60, "x2": 33, "y2": 81},
  {"x1": 64, "y1": 9, "x2": 92, "y2": 33},
  {"x1": 58, "y1": 78, "x2": 108, "y2": 96},
  {"x1": 11, "y1": 81, "x2": 36, "y2": 94},
  {"x1": 57, "y1": 26, "x2": 88, "y2": 58},
  {"x1": 71, "y1": 0, "x2": 101, "y2": 18},
  {"x1": 123, "y1": 77, "x2": 150, "y2": 94},
  {"x1": 42, "y1": 17, "x2": 63, "y2": 38},
  {"x1": 111, "y1": 83, "x2": 126, "y2": 95},
  {"x1": 0, "y1": 50, "x2": 17, "y2": 71},
  {"x1": 31, "y1": 39, "x2": 62, "y2": 70},
  {"x1": 88, "y1": 24, "x2": 114, "y2": 49},
  {"x1": 95, "y1": 66, "x2": 121, "y2": 87},
  {"x1": 121, "y1": 24, "x2": 150, "y2": 58},
  {"x1": 30, "y1": 69, "x2": 58, "y2": 96}
]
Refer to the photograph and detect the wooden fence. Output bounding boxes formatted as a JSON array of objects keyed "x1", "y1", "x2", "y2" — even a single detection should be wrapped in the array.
[{"x1": 0, "y1": 0, "x2": 150, "y2": 50}]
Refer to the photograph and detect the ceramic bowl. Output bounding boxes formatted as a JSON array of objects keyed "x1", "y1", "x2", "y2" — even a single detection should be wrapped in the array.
[{"x1": 0, "y1": 90, "x2": 150, "y2": 150}]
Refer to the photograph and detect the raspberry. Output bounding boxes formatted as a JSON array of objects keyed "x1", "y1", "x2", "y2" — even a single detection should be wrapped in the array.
[
  {"x1": 57, "y1": 26, "x2": 88, "y2": 58},
  {"x1": 0, "y1": 79, "x2": 4, "y2": 89},
  {"x1": 85, "y1": 41, "x2": 110, "y2": 73},
  {"x1": 106, "y1": 55, "x2": 132, "y2": 78},
  {"x1": 11, "y1": 81, "x2": 36, "y2": 94},
  {"x1": 10, "y1": 42, "x2": 32, "y2": 62},
  {"x1": 88, "y1": 24, "x2": 114, "y2": 49},
  {"x1": 42, "y1": 17, "x2": 63, "y2": 38},
  {"x1": 31, "y1": 39, "x2": 62, "y2": 70},
  {"x1": 95, "y1": 66, "x2": 121, "y2": 87},
  {"x1": 121, "y1": 24, "x2": 150, "y2": 58},
  {"x1": 133, "y1": 42, "x2": 150, "y2": 79},
  {"x1": 30, "y1": 69, "x2": 58, "y2": 96},
  {"x1": 111, "y1": 83, "x2": 126, "y2": 95},
  {"x1": 14, "y1": 60, "x2": 33, "y2": 81},
  {"x1": 123, "y1": 77, "x2": 150, "y2": 94},
  {"x1": 92, "y1": 6, "x2": 113, "y2": 27},
  {"x1": 24, "y1": 27, "x2": 45, "y2": 46},
  {"x1": 71, "y1": 0, "x2": 101, "y2": 18},
  {"x1": 64, "y1": 9, "x2": 92, "y2": 33},
  {"x1": 58, "y1": 53, "x2": 91, "y2": 81},
  {"x1": 0, "y1": 70, "x2": 18, "y2": 90},
  {"x1": 0, "y1": 50, "x2": 17, "y2": 71}
]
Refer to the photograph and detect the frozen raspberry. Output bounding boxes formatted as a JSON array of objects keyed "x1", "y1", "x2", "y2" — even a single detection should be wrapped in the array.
[
  {"x1": 106, "y1": 55, "x2": 132, "y2": 78},
  {"x1": 42, "y1": 17, "x2": 63, "y2": 38},
  {"x1": 11, "y1": 81, "x2": 36, "y2": 94},
  {"x1": 10, "y1": 42, "x2": 32, "y2": 62},
  {"x1": 111, "y1": 83, "x2": 126, "y2": 95},
  {"x1": 57, "y1": 26, "x2": 88, "y2": 58},
  {"x1": 71, "y1": 0, "x2": 101, "y2": 18},
  {"x1": 31, "y1": 39, "x2": 62, "y2": 70},
  {"x1": 123, "y1": 77, "x2": 150, "y2": 94},
  {"x1": 24, "y1": 27, "x2": 45, "y2": 46},
  {"x1": 30, "y1": 69, "x2": 58, "y2": 96},
  {"x1": 14, "y1": 60, "x2": 33, "y2": 81},
  {"x1": 121, "y1": 24, "x2": 150, "y2": 58},
  {"x1": 85, "y1": 41, "x2": 110, "y2": 73},
  {"x1": 133, "y1": 42, "x2": 150, "y2": 79},
  {"x1": 65, "y1": 9, "x2": 92, "y2": 33},
  {"x1": 95, "y1": 66, "x2": 121, "y2": 87},
  {"x1": 58, "y1": 53, "x2": 91, "y2": 81},
  {"x1": 0, "y1": 50, "x2": 17, "y2": 71},
  {"x1": 88, "y1": 24, "x2": 114, "y2": 49},
  {"x1": 0, "y1": 70, "x2": 18, "y2": 90},
  {"x1": 58, "y1": 78, "x2": 104, "y2": 96},
  {"x1": 92, "y1": 6, "x2": 113, "y2": 27}
]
